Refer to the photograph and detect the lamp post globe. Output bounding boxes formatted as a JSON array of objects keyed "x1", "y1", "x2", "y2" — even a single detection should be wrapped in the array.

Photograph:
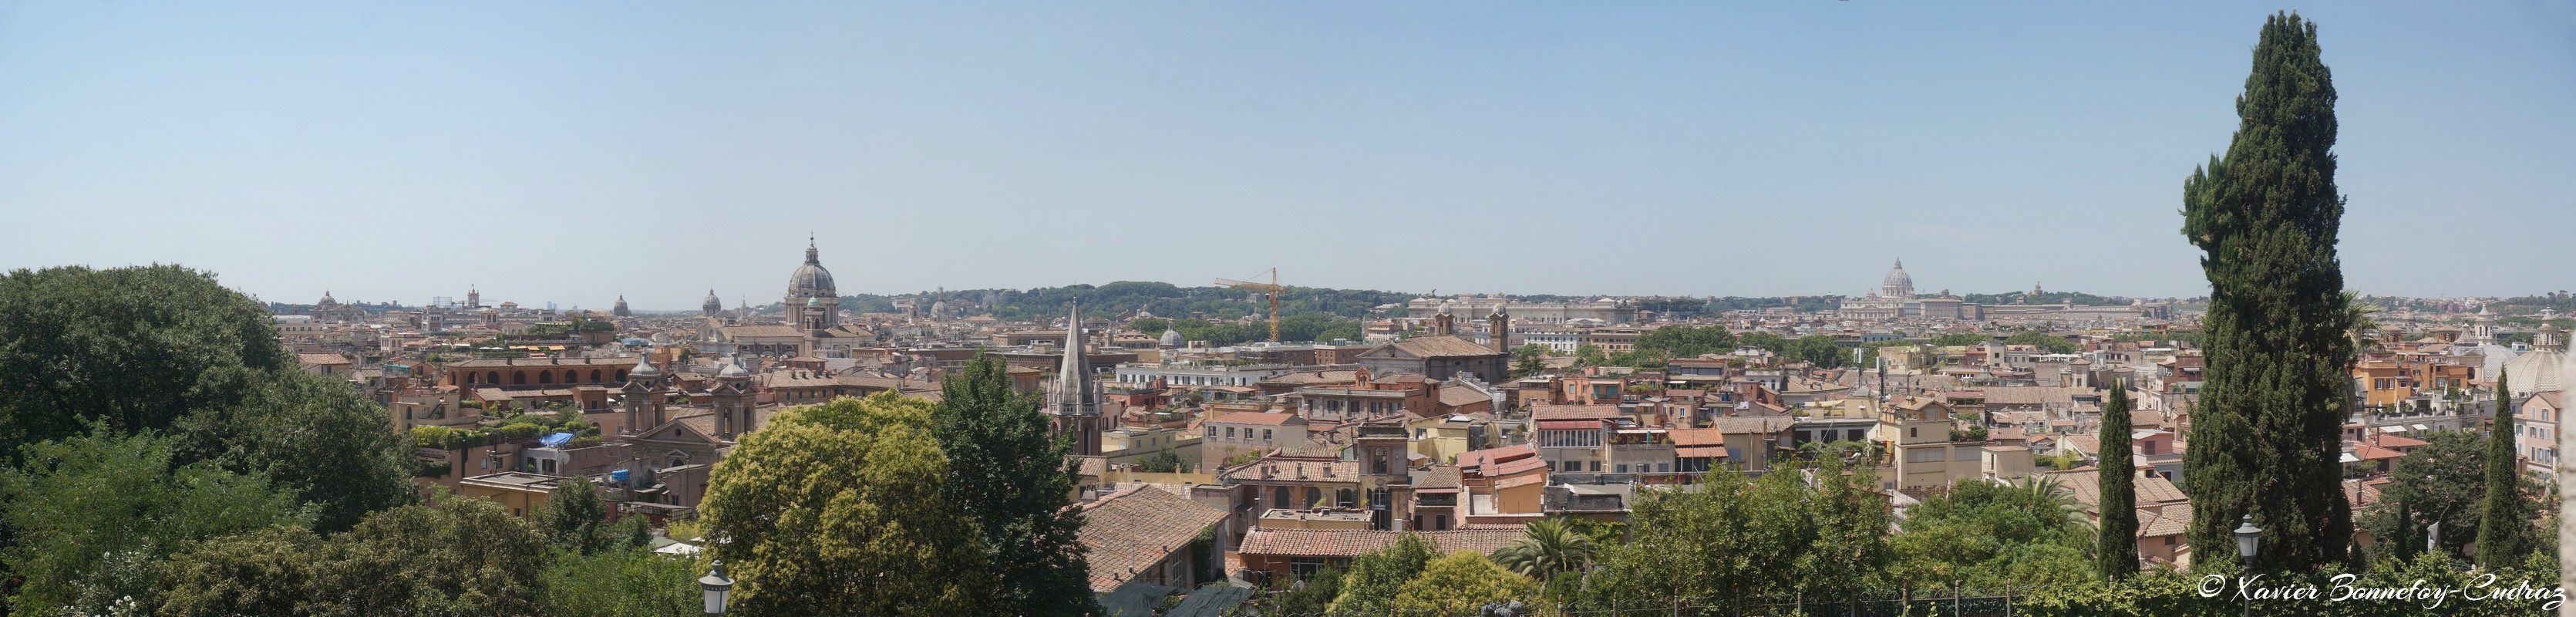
[
  {"x1": 2233, "y1": 514, "x2": 2261, "y2": 565},
  {"x1": 700, "y1": 560, "x2": 734, "y2": 615}
]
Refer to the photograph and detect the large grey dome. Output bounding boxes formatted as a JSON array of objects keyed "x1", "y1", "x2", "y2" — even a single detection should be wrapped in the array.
[
  {"x1": 788, "y1": 243, "x2": 836, "y2": 298},
  {"x1": 1880, "y1": 259, "x2": 1914, "y2": 298}
]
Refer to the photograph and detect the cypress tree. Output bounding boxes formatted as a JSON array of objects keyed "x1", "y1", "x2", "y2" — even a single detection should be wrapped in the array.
[
  {"x1": 2475, "y1": 369, "x2": 2526, "y2": 566},
  {"x1": 2179, "y1": 12, "x2": 2355, "y2": 571},
  {"x1": 2389, "y1": 496, "x2": 2417, "y2": 563},
  {"x1": 2096, "y1": 382, "x2": 2139, "y2": 578}
]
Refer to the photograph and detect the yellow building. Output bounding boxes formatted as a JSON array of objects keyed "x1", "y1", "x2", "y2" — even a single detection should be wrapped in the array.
[
  {"x1": 1102, "y1": 425, "x2": 1200, "y2": 470},
  {"x1": 456, "y1": 472, "x2": 567, "y2": 518},
  {"x1": 1406, "y1": 414, "x2": 1496, "y2": 465}
]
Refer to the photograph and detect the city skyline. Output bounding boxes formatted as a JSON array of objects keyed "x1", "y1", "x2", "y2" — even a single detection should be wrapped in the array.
[{"x1": 5, "y1": 2, "x2": 2571, "y2": 307}]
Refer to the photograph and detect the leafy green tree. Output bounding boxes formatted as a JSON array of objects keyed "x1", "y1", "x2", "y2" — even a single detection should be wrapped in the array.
[
  {"x1": 155, "y1": 526, "x2": 324, "y2": 617},
  {"x1": 1791, "y1": 334, "x2": 1847, "y2": 368},
  {"x1": 1632, "y1": 325, "x2": 1736, "y2": 359},
  {"x1": 1736, "y1": 331, "x2": 1790, "y2": 354},
  {"x1": 1489, "y1": 517, "x2": 1595, "y2": 581},
  {"x1": 0, "y1": 265, "x2": 291, "y2": 459},
  {"x1": 1571, "y1": 345, "x2": 1608, "y2": 367},
  {"x1": 1587, "y1": 460, "x2": 1890, "y2": 604},
  {"x1": 1893, "y1": 478, "x2": 2093, "y2": 588},
  {"x1": 2098, "y1": 382, "x2": 2140, "y2": 579},
  {"x1": 1139, "y1": 448, "x2": 1190, "y2": 473},
  {"x1": 1929, "y1": 332, "x2": 1990, "y2": 347},
  {"x1": 1510, "y1": 346, "x2": 1549, "y2": 379},
  {"x1": 1262, "y1": 567, "x2": 1342, "y2": 615},
  {"x1": 540, "y1": 546, "x2": 703, "y2": 617},
  {"x1": 2180, "y1": 12, "x2": 2357, "y2": 571},
  {"x1": 306, "y1": 494, "x2": 551, "y2": 615},
  {"x1": 1389, "y1": 552, "x2": 1537, "y2": 616},
  {"x1": 2355, "y1": 430, "x2": 2486, "y2": 558},
  {"x1": 2476, "y1": 370, "x2": 2531, "y2": 567},
  {"x1": 537, "y1": 475, "x2": 615, "y2": 555},
  {"x1": 1128, "y1": 317, "x2": 1170, "y2": 335},
  {"x1": 176, "y1": 370, "x2": 416, "y2": 533},
  {"x1": 1330, "y1": 532, "x2": 1436, "y2": 615},
  {"x1": 702, "y1": 393, "x2": 992, "y2": 615},
  {"x1": 0, "y1": 429, "x2": 310, "y2": 614},
  {"x1": 931, "y1": 356, "x2": 1093, "y2": 615}
]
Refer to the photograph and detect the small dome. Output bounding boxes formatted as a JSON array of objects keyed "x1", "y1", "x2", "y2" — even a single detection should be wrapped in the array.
[
  {"x1": 1160, "y1": 328, "x2": 1183, "y2": 347},
  {"x1": 719, "y1": 356, "x2": 749, "y2": 378},
  {"x1": 806, "y1": 297, "x2": 821, "y2": 307},
  {"x1": 631, "y1": 356, "x2": 661, "y2": 377},
  {"x1": 318, "y1": 291, "x2": 337, "y2": 305}
]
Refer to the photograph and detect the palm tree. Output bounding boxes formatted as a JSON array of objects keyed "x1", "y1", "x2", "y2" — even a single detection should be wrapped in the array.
[
  {"x1": 1489, "y1": 517, "x2": 1595, "y2": 580},
  {"x1": 2017, "y1": 475, "x2": 2092, "y2": 531},
  {"x1": 2345, "y1": 292, "x2": 2386, "y2": 351}
]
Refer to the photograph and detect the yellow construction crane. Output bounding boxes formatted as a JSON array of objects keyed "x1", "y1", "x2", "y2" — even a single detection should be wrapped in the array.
[{"x1": 1214, "y1": 268, "x2": 1284, "y2": 342}]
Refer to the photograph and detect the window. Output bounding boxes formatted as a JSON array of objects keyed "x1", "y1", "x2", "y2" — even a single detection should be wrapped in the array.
[
  {"x1": 1615, "y1": 464, "x2": 1628, "y2": 473},
  {"x1": 2141, "y1": 441, "x2": 2157, "y2": 455},
  {"x1": 1906, "y1": 448, "x2": 1945, "y2": 464},
  {"x1": 1225, "y1": 427, "x2": 1236, "y2": 439},
  {"x1": 1563, "y1": 460, "x2": 1581, "y2": 472},
  {"x1": 1263, "y1": 430, "x2": 1275, "y2": 442},
  {"x1": 1588, "y1": 460, "x2": 1601, "y2": 472},
  {"x1": 1908, "y1": 427, "x2": 1918, "y2": 438},
  {"x1": 1658, "y1": 463, "x2": 1671, "y2": 473}
]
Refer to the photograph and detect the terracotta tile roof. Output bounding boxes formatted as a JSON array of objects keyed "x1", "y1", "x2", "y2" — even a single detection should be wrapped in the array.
[
  {"x1": 1413, "y1": 466, "x2": 1462, "y2": 490},
  {"x1": 447, "y1": 356, "x2": 638, "y2": 369},
  {"x1": 1702, "y1": 416, "x2": 1796, "y2": 434},
  {"x1": 1454, "y1": 445, "x2": 1536, "y2": 474},
  {"x1": 720, "y1": 325, "x2": 808, "y2": 339},
  {"x1": 1437, "y1": 385, "x2": 1493, "y2": 407},
  {"x1": 1373, "y1": 335, "x2": 1507, "y2": 359},
  {"x1": 1077, "y1": 485, "x2": 1230, "y2": 593},
  {"x1": 2366, "y1": 433, "x2": 2430, "y2": 449},
  {"x1": 1261, "y1": 370, "x2": 1361, "y2": 386},
  {"x1": 2048, "y1": 470, "x2": 2188, "y2": 512},
  {"x1": 1531, "y1": 405, "x2": 1621, "y2": 420},
  {"x1": 1218, "y1": 458, "x2": 1362, "y2": 484},
  {"x1": 2138, "y1": 503, "x2": 2192, "y2": 538},
  {"x1": 1235, "y1": 528, "x2": 1524, "y2": 558},
  {"x1": 298, "y1": 352, "x2": 352, "y2": 366},
  {"x1": 1978, "y1": 386, "x2": 2103, "y2": 406}
]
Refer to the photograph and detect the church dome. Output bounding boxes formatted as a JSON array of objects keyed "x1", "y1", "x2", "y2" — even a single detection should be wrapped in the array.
[
  {"x1": 318, "y1": 291, "x2": 337, "y2": 305},
  {"x1": 1160, "y1": 328, "x2": 1183, "y2": 347},
  {"x1": 787, "y1": 242, "x2": 837, "y2": 298},
  {"x1": 2504, "y1": 325, "x2": 2568, "y2": 399},
  {"x1": 630, "y1": 355, "x2": 660, "y2": 377},
  {"x1": 1880, "y1": 260, "x2": 1914, "y2": 298}
]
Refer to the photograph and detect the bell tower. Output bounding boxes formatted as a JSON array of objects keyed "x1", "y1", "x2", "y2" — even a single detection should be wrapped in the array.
[{"x1": 621, "y1": 356, "x2": 665, "y2": 433}]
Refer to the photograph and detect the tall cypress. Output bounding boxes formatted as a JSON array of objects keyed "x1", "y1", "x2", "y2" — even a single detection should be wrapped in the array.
[
  {"x1": 2180, "y1": 12, "x2": 2355, "y2": 571},
  {"x1": 2097, "y1": 382, "x2": 2139, "y2": 578},
  {"x1": 2475, "y1": 369, "x2": 2526, "y2": 566},
  {"x1": 2091, "y1": 382, "x2": 2133, "y2": 575}
]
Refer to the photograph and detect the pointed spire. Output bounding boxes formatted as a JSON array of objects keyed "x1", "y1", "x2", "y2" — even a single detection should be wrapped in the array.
[{"x1": 1052, "y1": 300, "x2": 1096, "y2": 416}]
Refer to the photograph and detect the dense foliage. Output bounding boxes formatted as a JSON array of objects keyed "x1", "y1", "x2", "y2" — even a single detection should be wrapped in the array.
[
  {"x1": 933, "y1": 356, "x2": 1096, "y2": 616},
  {"x1": 2005, "y1": 330, "x2": 2080, "y2": 354},
  {"x1": 2179, "y1": 12, "x2": 2355, "y2": 571},
  {"x1": 2355, "y1": 430, "x2": 2489, "y2": 559},
  {"x1": 1581, "y1": 462, "x2": 1891, "y2": 604},
  {"x1": 1891, "y1": 478, "x2": 2093, "y2": 588},
  {"x1": 699, "y1": 394, "x2": 993, "y2": 614}
]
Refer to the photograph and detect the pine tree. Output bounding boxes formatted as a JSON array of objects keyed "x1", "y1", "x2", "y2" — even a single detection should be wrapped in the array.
[
  {"x1": 2179, "y1": 12, "x2": 2355, "y2": 571},
  {"x1": 2389, "y1": 496, "x2": 2417, "y2": 563},
  {"x1": 2475, "y1": 369, "x2": 2526, "y2": 566},
  {"x1": 2096, "y1": 382, "x2": 2139, "y2": 579}
]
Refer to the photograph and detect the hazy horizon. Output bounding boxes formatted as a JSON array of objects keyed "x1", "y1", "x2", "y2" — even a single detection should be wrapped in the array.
[{"x1": 5, "y1": 2, "x2": 2570, "y2": 308}]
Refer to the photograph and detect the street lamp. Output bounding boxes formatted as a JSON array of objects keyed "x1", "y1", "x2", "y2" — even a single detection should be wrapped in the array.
[
  {"x1": 700, "y1": 560, "x2": 733, "y2": 615},
  {"x1": 2234, "y1": 514, "x2": 2261, "y2": 617}
]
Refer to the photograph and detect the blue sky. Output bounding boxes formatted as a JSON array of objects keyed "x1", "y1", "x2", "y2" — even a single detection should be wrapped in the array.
[{"x1": 2, "y1": 2, "x2": 2569, "y2": 309}]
